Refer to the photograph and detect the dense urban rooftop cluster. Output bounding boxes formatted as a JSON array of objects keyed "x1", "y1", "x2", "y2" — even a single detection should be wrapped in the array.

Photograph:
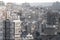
[{"x1": 0, "y1": 1, "x2": 60, "y2": 40}]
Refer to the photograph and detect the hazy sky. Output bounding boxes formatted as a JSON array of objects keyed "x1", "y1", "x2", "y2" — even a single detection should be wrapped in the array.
[{"x1": 1, "y1": 0, "x2": 60, "y2": 4}]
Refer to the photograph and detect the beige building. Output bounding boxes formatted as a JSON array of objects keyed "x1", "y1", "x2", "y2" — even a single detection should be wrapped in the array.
[
  {"x1": 0, "y1": 5, "x2": 6, "y2": 20},
  {"x1": 13, "y1": 20, "x2": 22, "y2": 40}
]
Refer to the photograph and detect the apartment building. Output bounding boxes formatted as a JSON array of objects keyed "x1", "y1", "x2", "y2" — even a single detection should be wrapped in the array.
[
  {"x1": 0, "y1": 20, "x2": 4, "y2": 40},
  {"x1": 13, "y1": 20, "x2": 22, "y2": 40},
  {"x1": 3, "y1": 19, "x2": 15, "y2": 40}
]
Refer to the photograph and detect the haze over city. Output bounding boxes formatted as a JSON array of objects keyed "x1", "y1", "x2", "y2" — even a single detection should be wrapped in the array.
[
  {"x1": 0, "y1": 0, "x2": 60, "y2": 40},
  {"x1": 0, "y1": 0, "x2": 60, "y2": 4}
]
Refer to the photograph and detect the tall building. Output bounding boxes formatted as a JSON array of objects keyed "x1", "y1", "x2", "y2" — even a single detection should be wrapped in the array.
[
  {"x1": 3, "y1": 19, "x2": 15, "y2": 40},
  {"x1": 0, "y1": 1, "x2": 5, "y2": 6},
  {"x1": 0, "y1": 20, "x2": 4, "y2": 40},
  {"x1": 13, "y1": 20, "x2": 22, "y2": 40}
]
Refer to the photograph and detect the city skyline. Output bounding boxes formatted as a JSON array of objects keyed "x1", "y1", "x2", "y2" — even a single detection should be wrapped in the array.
[{"x1": 0, "y1": 0, "x2": 60, "y2": 4}]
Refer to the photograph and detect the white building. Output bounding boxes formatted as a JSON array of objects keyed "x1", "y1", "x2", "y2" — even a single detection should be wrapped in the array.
[{"x1": 13, "y1": 20, "x2": 22, "y2": 40}]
